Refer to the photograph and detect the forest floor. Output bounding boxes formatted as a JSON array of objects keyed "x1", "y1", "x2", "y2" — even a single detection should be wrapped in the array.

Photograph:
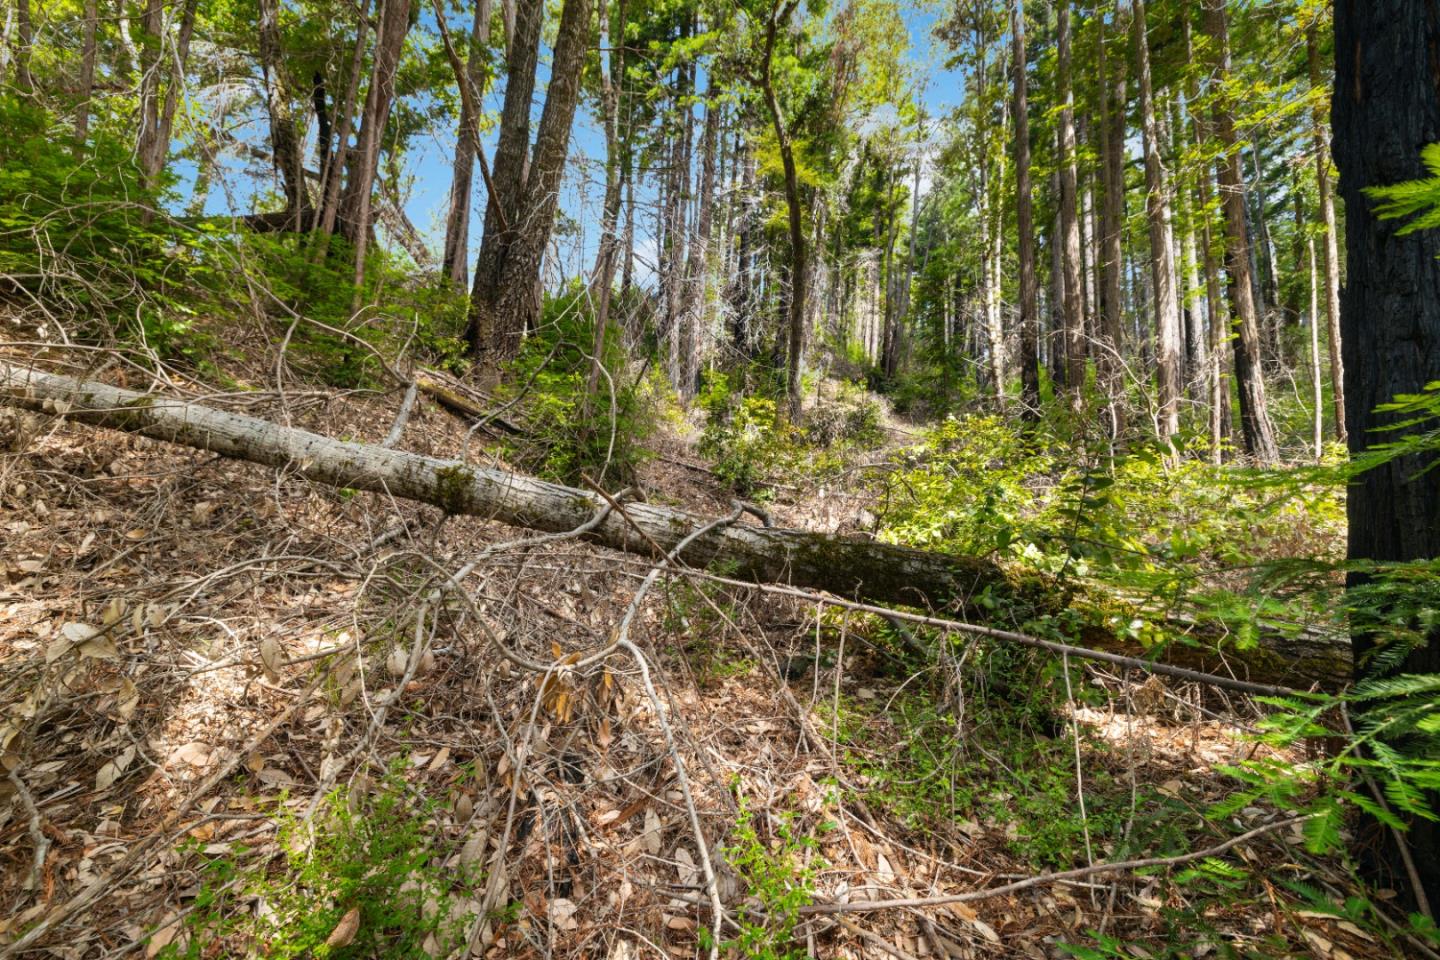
[{"x1": 0, "y1": 351, "x2": 1394, "y2": 959}]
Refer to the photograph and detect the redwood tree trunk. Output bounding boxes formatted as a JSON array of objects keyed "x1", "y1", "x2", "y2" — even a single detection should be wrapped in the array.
[
  {"x1": 1056, "y1": 3, "x2": 1086, "y2": 399},
  {"x1": 1011, "y1": 0, "x2": 1040, "y2": 417},
  {"x1": 1134, "y1": 0, "x2": 1181, "y2": 441},
  {"x1": 1333, "y1": 0, "x2": 1440, "y2": 910},
  {"x1": 1203, "y1": 0, "x2": 1277, "y2": 464}
]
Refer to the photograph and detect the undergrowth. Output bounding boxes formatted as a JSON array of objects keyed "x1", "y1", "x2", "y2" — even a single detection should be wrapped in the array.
[{"x1": 152, "y1": 767, "x2": 481, "y2": 959}]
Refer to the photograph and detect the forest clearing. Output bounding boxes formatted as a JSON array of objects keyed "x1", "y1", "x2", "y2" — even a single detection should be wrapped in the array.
[{"x1": 2, "y1": 0, "x2": 1439, "y2": 958}]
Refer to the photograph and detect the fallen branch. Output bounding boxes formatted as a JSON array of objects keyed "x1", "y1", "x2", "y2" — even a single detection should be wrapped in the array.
[
  {"x1": 0, "y1": 361, "x2": 1348, "y2": 688},
  {"x1": 415, "y1": 373, "x2": 524, "y2": 436},
  {"x1": 797, "y1": 814, "x2": 1314, "y2": 916}
]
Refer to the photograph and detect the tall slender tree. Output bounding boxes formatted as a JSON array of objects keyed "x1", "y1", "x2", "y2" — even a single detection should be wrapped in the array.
[
  {"x1": 1012, "y1": 0, "x2": 1040, "y2": 416},
  {"x1": 1134, "y1": 0, "x2": 1181, "y2": 441},
  {"x1": 1203, "y1": 0, "x2": 1277, "y2": 464},
  {"x1": 1056, "y1": 2, "x2": 1086, "y2": 399},
  {"x1": 1307, "y1": 19, "x2": 1345, "y2": 443}
]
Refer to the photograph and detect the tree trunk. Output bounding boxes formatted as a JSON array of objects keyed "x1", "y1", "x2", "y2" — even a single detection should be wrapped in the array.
[
  {"x1": 315, "y1": 0, "x2": 370, "y2": 245},
  {"x1": 1203, "y1": 0, "x2": 1277, "y2": 465},
  {"x1": 346, "y1": 0, "x2": 413, "y2": 306},
  {"x1": 1056, "y1": 2, "x2": 1086, "y2": 399},
  {"x1": 75, "y1": 0, "x2": 98, "y2": 142},
  {"x1": 1184, "y1": 16, "x2": 1230, "y2": 462},
  {"x1": 441, "y1": 0, "x2": 493, "y2": 287},
  {"x1": 1333, "y1": 0, "x2": 1440, "y2": 910},
  {"x1": 1308, "y1": 22, "x2": 1346, "y2": 444},
  {"x1": 135, "y1": 0, "x2": 198, "y2": 188},
  {"x1": 1134, "y1": 0, "x2": 1181, "y2": 442},
  {"x1": 587, "y1": 0, "x2": 627, "y2": 405},
  {"x1": 464, "y1": 0, "x2": 542, "y2": 360},
  {"x1": 679, "y1": 91, "x2": 719, "y2": 401},
  {"x1": 1173, "y1": 91, "x2": 1206, "y2": 394},
  {"x1": 1012, "y1": 0, "x2": 1041, "y2": 417},
  {"x1": 0, "y1": 360, "x2": 1349, "y2": 691},
  {"x1": 1098, "y1": 4, "x2": 1127, "y2": 438},
  {"x1": 257, "y1": 0, "x2": 309, "y2": 228},
  {"x1": 13, "y1": 0, "x2": 33, "y2": 92},
  {"x1": 761, "y1": 0, "x2": 807, "y2": 421},
  {"x1": 489, "y1": 0, "x2": 594, "y2": 346}
]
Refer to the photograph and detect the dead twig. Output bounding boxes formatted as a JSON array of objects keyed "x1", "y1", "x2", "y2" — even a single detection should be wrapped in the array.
[{"x1": 797, "y1": 814, "x2": 1315, "y2": 916}]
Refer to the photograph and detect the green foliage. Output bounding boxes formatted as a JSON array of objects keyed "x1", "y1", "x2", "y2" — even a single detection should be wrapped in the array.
[
  {"x1": 0, "y1": 97, "x2": 207, "y2": 356},
  {"x1": 235, "y1": 233, "x2": 468, "y2": 386},
  {"x1": 698, "y1": 370, "x2": 881, "y2": 495},
  {"x1": 699, "y1": 372, "x2": 794, "y2": 495},
  {"x1": 154, "y1": 768, "x2": 480, "y2": 958},
  {"x1": 712, "y1": 799, "x2": 822, "y2": 960},
  {"x1": 498, "y1": 283, "x2": 654, "y2": 484},
  {"x1": 1365, "y1": 143, "x2": 1440, "y2": 235}
]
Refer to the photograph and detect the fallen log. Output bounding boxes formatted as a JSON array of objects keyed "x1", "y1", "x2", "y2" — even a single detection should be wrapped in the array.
[{"x1": 0, "y1": 360, "x2": 1349, "y2": 688}]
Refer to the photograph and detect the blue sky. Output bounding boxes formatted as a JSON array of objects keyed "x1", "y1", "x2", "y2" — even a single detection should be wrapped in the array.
[{"x1": 180, "y1": 1, "x2": 965, "y2": 283}]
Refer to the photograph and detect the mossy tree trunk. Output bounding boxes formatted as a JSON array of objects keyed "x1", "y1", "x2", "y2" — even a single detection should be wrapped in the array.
[{"x1": 1, "y1": 361, "x2": 1348, "y2": 688}]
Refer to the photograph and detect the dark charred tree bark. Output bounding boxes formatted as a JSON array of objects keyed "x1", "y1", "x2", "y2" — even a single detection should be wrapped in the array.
[
  {"x1": 1333, "y1": 0, "x2": 1440, "y2": 910},
  {"x1": 1203, "y1": 0, "x2": 1277, "y2": 464}
]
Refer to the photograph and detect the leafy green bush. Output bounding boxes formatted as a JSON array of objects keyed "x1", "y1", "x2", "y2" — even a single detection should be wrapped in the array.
[
  {"x1": 699, "y1": 372, "x2": 794, "y2": 494},
  {"x1": 498, "y1": 283, "x2": 654, "y2": 483},
  {"x1": 0, "y1": 96, "x2": 208, "y2": 355},
  {"x1": 155, "y1": 770, "x2": 479, "y2": 959},
  {"x1": 713, "y1": 799, "x2": 822, "y2": 960},
  {"x1": 233, "y1": 232, "x2": 469, "y2": 386}
]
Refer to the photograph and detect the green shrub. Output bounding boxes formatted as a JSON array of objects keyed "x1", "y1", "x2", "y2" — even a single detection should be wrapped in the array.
[
  {"x1": 497, "y1": 283, "x2": 654, "y2": 483},
  {"x1": 154, "y1": 769, "x2": 479, "y2": 959},
  {"x1": 713, "y1": 800, "x2": 822, "y2": 960},
  {"x1": 0, "y1": 96, "x2": 209, "y2": 355}
]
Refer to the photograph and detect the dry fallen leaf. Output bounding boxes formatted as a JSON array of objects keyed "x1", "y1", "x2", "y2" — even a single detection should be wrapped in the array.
[
  {"x1": 259, "y1": 636, "x2": 283, "y2": 680},
  {"x1": 115, "y1": 677, "x2": 139, "y2": 722},
  {"x1": 325, "y1": 907, "x2": 361, "y2": 948},
  {"x1": 642, "y1": 807, "x2": 663, "y2": 856}
]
